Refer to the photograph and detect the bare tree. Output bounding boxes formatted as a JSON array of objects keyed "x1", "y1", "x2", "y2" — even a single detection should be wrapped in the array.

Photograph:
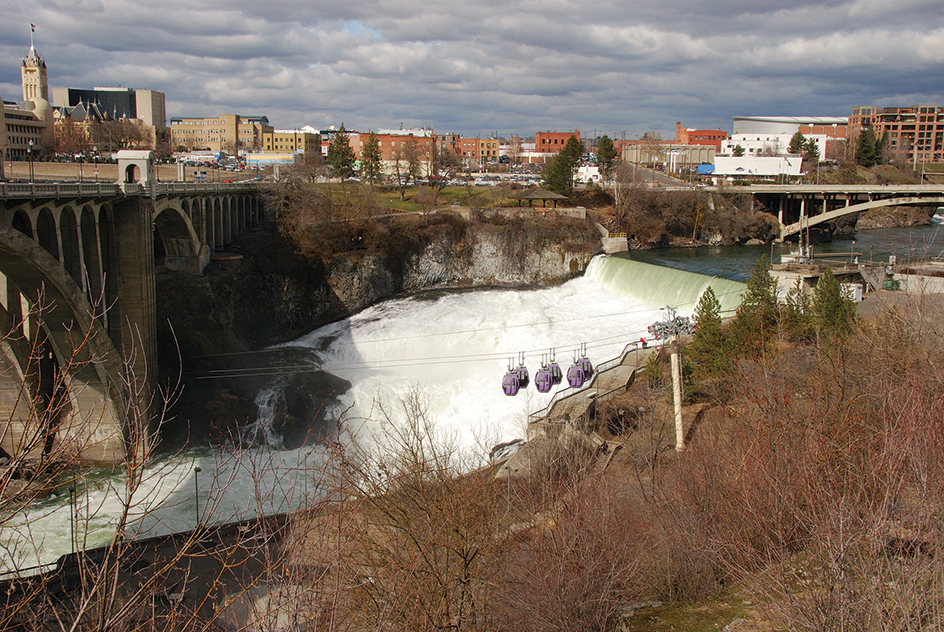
[
  {"x1": 53, "y1": 118, "x2": 91, "y2": 158},
  {"x1": 424, "y1": 139, "x2": 461, "y2": 198},
  {"x1": 639, "y1": 131, "x2": 665, "y2": 169},
  {"x1": 508, "y1": 135, "x2": 523, "y2": 166},
  {"x1": 293, "y1": 149, "x2": 327, "y2": 184}
]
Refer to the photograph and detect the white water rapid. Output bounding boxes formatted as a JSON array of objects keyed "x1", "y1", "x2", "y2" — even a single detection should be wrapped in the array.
[{"x1": 1, "y1": 255, "x2": 744, "y2": 573}]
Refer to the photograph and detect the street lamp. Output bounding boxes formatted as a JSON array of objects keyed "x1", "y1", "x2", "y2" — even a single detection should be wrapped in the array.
[
  {"x1": 69, "y1": 483, "x2": 76, "y2": 556},
  {"x1": 193, "y1": 466, "x2": 202, "y2": 527},
  {"x1": 28, "y1": 140, "x2": 34, "y2": 182}
]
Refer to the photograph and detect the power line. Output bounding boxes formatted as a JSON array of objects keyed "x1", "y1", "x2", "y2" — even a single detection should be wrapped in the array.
[
  {"x1": 185, "y1": 324, "x2": 656, "y2": 381},
  {"x1": 188, "y1": 284, "x2": 746, "y2": 362},
  {"x1": 172, "y1": 279, "x2": 747, "y2": 381}
]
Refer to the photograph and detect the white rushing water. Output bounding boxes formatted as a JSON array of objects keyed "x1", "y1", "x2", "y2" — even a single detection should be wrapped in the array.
[
  {"x1": 281, "y1": 256, "x2": 672, "y2": 456},
  {"x1": 2, "y1": 255, "x2": 741, "y2": 573}
]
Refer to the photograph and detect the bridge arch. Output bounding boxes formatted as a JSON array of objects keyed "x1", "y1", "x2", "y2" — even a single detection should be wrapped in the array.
[
  {"x1": 152, "y1": 200, "x2": 208, "y2": 275},
  {"x1": 80, "y1": 206, "x2": 103, "y2": 315},
  {"x1": 224, "y1": 197, "x2": 233, "y2": 245},
  {"x1": 124, "y1": 163, "x2": 141, "y2": 184},
  {"x1": 0, "y1": 184, "x2": 264, "y2": 463},
  {"x1": 0, "y1": 226, "x2": 129, "y2": 464},
  {"x1": 36, "y1": 207, "x2": 59, "y2": 260},
  {"x1": 59, "y1": 205, "x2": 82, "y2": 289},
  {"x1": 212, "y1": 198, "x2": 223, "y2": 250},
  {"x1": 12, "y1": 209, "x2": 31, "y2": 237},
  {"x1": 781, "y1": 195, "x2": 944, "y2": 238}
]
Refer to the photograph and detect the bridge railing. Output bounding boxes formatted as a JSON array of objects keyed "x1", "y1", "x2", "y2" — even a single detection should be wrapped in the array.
[
  {"x1": 1, "y1": 181, "x2": 259, "y2": 199},
  {"x1": 0, "y1": 182, "x2": 122, "y2": 198}
]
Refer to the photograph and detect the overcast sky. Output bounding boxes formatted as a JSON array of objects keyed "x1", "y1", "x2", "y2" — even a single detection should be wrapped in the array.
[{"x1": 2, "y1": 0, "x2": 944, "y2": 139}]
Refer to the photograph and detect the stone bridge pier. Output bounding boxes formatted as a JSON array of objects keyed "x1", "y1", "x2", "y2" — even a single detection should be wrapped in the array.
[{"x1": 0, "y1": 151, "x2": 264, "y2": 464}]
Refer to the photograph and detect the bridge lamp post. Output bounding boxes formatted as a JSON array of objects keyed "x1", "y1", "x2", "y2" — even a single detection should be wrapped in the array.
[
  {"x1": 69, "y1": 483, "x2": 76, "y2": 556},
  {"x1": 28, "y1": 140, "x2": 34, "y2": 182},
  {"x1": 194, "y1": 466, "x2": 202, "y2": 528}
]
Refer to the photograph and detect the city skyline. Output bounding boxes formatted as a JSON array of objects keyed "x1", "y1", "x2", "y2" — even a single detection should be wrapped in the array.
[{"x1": 2, "y1": 1, "x2": 943, "y2": 138}]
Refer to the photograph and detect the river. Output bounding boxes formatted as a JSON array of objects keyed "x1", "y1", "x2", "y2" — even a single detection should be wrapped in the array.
[{"x1": 4, "y1": 224, "x2": 941, "y2": 573}]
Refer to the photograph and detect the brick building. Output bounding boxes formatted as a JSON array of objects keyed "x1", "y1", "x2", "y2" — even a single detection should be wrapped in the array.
[
  {"x1": 455, "y1": 137, "x2": 499, "y2": 166},
  {"x1": 535, "y1": 130, "x2": 580, "y2": 154},
  {"x1": 849, "y1": 104, "x2": 944, "y2": 164},
  {"x1": 350, "y1": 131, "x2": 434, "y2": 163},
  {"x1": 674, "y1": 122, "x2": 728, "y2": 148}
]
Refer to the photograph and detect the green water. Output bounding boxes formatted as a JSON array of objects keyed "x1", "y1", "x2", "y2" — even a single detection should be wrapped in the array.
[
  {"x1": 624, "y1": 225, "x2": 944, "y2": 282},
  {"x1": 588, "y1": 256, "x2": 746, "y2": 316}
]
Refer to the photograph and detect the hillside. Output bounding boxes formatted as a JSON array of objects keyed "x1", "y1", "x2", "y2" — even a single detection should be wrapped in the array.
[{"x1": 263, "y1": 263, "x2": 944, "y2": 631}]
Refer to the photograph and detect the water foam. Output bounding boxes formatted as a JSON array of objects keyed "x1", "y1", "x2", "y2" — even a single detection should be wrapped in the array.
[{"x1": 286, "y1": 259, "x2": 667, "y2": 455}]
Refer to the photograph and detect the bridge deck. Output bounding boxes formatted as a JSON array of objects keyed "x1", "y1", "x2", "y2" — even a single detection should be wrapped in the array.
[{"x1": 0, "y1": 181, "x2": 257, "y2": 199}]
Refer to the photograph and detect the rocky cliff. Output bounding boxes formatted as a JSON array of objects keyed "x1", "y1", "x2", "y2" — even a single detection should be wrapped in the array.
[{"x1": 327, "y1": 232, "x2": 593, "y2": 317}]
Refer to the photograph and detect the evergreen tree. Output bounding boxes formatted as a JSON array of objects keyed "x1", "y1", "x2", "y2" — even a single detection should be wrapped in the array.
[
  {"x1": 878, "y1": 131, "x2": 890, "y2": 165},
  {"x1": 855, "y1": 127, "x2": 878, "y2": 167},
  {"x1": 812, "y1": 268, "x2": 857, "y2": 341},
  {"x1": 360, "y1": 132, "x2": 382, "y2": 187},
  {"x1": 595, "y1": 135, "x2": 617, "y2": 180},
  {"x1": 327, "y1": 124, "x2": 357, "y2": 181},
  {"x1": 804, "y1": 138, "x2": 820, "y2": 163},
  {"x1": 542, "y1": 135, "x2": 582, "y2": 196},
  {"x1": 730, "y1": 255, "x2": 779, "y2": 358},
  {"x1": 687, "y1": 286, "x2": 730, "y2": 379},
  {"x1": 781, "y1": 279, "x2": 813, "y2": 341},
  {"x1": 788, "y1": 131, "x2": 807, "y2": 155},
  {"x1": 733, "y1": 145, "x2": 745, "y2": 157}
]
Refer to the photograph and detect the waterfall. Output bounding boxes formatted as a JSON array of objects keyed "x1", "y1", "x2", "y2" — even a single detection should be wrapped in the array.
[{"x1": 584, "y1": 256, "x2": 746, "y2": 315}]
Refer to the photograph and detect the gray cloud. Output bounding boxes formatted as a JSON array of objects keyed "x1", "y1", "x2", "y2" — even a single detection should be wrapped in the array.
[{"x1": 1, "y1": 0, "x2": 942, "y2": 137}]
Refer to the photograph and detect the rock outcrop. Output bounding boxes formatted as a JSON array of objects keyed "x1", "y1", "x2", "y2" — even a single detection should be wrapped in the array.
[{"x1": 327, "y1": 232, "x2": 594, "y2": 315}]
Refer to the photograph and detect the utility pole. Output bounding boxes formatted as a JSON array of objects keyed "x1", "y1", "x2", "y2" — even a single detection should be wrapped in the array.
[
  {"x1": 648, "y1": 307, "x2": 697, "y2": 451},
  {"x1": 670, "y1": 336, "x2": 683, "y2": 449}
]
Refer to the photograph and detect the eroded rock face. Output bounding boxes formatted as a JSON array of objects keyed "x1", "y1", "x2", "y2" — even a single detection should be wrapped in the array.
[{"x1": 326, "y1": 231, "x2": 596, "y2": 315}]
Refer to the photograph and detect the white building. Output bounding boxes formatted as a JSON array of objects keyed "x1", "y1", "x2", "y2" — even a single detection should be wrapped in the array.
[
  {"x1": 576, "y1": 165, "x2": 601, "y2": 183},
  {"x1": 722, "y1": 115, "x2": 847, "y2": 160},
  {"x1": 720, "y1": 133, "x2": 829, "y2": 159},
  {"x1": 711, "y1": 156, "x2": 803, "y2": 180},
  {"x1": 731, "y1": 115, "x2": 846, "y2": 136}
]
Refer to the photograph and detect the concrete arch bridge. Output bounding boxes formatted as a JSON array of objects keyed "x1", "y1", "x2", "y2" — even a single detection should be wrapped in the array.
[
  {"x1": 739, "y1": 184, "x2": 944, "y2": 241},
  {"x1": 0, "y1": 152, "x2": 263, "y2": 464}
]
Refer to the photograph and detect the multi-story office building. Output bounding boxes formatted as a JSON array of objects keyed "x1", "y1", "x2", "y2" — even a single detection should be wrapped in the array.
[
  {"x1": 849, "y1": 105, "x2": 944, "y2": 164},
  {"x1": 170, "y1": 114, "x2": 273, "y2": 153}
]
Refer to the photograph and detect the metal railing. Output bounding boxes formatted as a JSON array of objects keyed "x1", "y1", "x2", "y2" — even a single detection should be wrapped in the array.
[{"x1": 528, "y1": 340, "x2": 649, "y2": 423}]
